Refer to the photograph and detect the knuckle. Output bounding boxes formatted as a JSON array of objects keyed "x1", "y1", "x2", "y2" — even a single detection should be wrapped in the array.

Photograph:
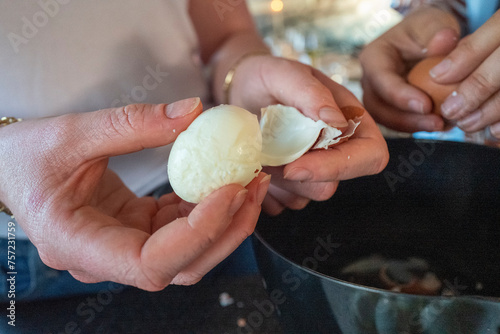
[
  {"x1": 237, "y1": 224, "x2": 255, "y2": 242},
  {"x1": 455, "y1": 36, "x2": 476, "y2": 59},
  {"x1": 136, "y1": 271, "x2": 171, "y2": 292},
  {"x1": 310, "y1": 183, "x2": 337, "y2": 202},
  {"x1": 263, "y1": 57, "x2": 300, "y2": 79},
  {"x1": 105, "y1": 104, "x2": 147, "y2": 139},
  {"x1": 300, "y1": 79, "x2": 329, "y2": 101},
  {"x1": 139, "y1": 280, "x2": 169, "y2": 292},
  {"x1": 186, "y1": 217, "x2": 225, "y2": 249},
  {"x1": 382, "y1": 79, "x2": 409, "y2": 109},
  {"x1": 42, "y1": 114, "x2": 81, "y2": 150},
  {"x1": 373, "y1": 145, "x2": 390, "y2": 174},
  {"x1": 467, "y1": 72, "x2": 496, "y2": 101},
  {"x1": 196, "y1": 225, "x2": 220, "y2": 247},
  {"x1": 47, "y1": 117, "x2": 94, "y2": 165}
]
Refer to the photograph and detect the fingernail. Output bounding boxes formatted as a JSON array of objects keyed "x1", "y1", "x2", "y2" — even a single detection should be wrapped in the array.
[
  {"x1": 457, "y1": 110, "x2": 481, "y2": 130},
  {"x1": 490, "y1": 123, "x2": 500, "y2": 138},
  {"x1": 441, "y1": 91, "x2": 464, "y2": 119},
  {"x1": 429, "y1": 58, "x2": 451, "y2": 78},
  {"x1": 257, "y1": 175, "x2": 271, "y2": 204},
  {"x1": 319, "y1": 106, "x2": 349, "y2": 127},
  {"x1": 165, "y1": 97, "x2": 200, "y2": 119},
  {"x1": 284, "y1": 168, "x2": 313, "y2": 181},
  {"x1": 408, "y1": 99, "x2": 425, "y2": 114},
  {"x1": 417, "y1": 118, "x2": 442, "y2": 132},
  {"x1": 228, "y1": 189, "x2": 248, "y2": 216}
]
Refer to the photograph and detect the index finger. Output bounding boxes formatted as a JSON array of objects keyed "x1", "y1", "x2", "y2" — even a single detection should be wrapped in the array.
[{"x1": 431, "y1": 11, "x2": 500, "y2": 84}]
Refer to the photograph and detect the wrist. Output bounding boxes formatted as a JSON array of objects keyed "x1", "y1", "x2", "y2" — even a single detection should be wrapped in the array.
[
  {"x1": 210, "y1": 31, "x2": 270, "y2": 104},
  {"x1": 221, "y1": 51, "x2": 270, "y2": 105},
  {"x1": 0, "y1": 116, "x2": 22, "y2": 217}
]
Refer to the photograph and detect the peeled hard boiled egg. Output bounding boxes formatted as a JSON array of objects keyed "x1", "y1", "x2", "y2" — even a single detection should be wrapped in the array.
[
  {"x1": 168, "y1": 105, "x2": 262, "y2": 204},
  {"x1": 168, "y1": 104, "x2": 363, "y2": 203},
  {"x1": 407, "y1": 56, "x2": 459, "y2": 116}
]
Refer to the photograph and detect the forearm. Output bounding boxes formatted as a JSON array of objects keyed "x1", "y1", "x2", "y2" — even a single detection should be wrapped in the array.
[{"x1": 188, "y1": 0, "x2": 269, "y2": 104}]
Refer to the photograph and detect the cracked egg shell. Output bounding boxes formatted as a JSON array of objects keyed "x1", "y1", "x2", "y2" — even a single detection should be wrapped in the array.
[
  {"x1": 168, "y1": 105, "x2": 262, "y2": 204},
  {"x1": 260, "y1": 104, "x2": 332, "y2": 167},
  {"x1": 260, "y1": 104, "x2": 364, "y2": 166}
]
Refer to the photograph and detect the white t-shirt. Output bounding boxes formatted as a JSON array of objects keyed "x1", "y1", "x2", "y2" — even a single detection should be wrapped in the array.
[{"x1": 0, "y1": 0, "x2": 211, "y2": 237}]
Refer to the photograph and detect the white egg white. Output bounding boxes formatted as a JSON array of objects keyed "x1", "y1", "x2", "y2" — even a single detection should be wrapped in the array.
[{"x1": 168, "y1": 105, "x2": 262, "y2": 203}]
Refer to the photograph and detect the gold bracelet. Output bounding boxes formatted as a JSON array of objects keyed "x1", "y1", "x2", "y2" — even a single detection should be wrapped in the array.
[
  {"x1": 0, "y1": 202, "x2": 13, "y2": 217},
  {"x1": 222, "y1": 51, "x2": 270, "y2": 105},
  {"x1": 1, "y1": 116, "x2": 22, "y2": 217},
  {"x1": 0, "y1": 116, "x2": 22, "y2": 127}
]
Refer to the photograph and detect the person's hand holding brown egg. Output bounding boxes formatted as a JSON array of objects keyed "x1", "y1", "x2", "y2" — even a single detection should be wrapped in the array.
[
  {"x1": 423, "y1": 11, "x2": 500, "y2": 139},
  {"x1": 360, "y1": 6, "x2": 500, "y2": 139}
]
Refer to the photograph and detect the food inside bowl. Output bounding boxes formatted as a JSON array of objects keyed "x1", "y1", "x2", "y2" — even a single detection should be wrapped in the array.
[
  {"x1": 338, "y1": 254, "x2": 488, "y2": 297},
  {"x1": 340, "y1": 255, "x2": 442, "y2": 295}
]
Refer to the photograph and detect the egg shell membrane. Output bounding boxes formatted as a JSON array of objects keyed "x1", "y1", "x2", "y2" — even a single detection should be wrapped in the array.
[
  {"x1": 312, "y1": 105, "x2": 364, "y2": 150},
  {"x1": 259, "y1": 104, "x2": 364, "y2": 166},
  {"x1": 260, "y1": 104, "x2": 329, "y2": 166}
]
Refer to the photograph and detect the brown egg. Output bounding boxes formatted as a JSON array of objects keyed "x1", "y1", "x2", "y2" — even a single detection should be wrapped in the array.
[{"x1": 407, "y1": 56, "x2": 459, "y2": 116}]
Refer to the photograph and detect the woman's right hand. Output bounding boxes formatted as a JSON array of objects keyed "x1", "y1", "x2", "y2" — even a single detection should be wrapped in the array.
[{"x1": 359, "y1": 7, "x2": 461, "y2": 133}]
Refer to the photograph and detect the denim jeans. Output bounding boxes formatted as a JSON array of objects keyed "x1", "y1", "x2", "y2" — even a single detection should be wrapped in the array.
[
  {"x1": 0, "y1": 237, "x2": 258, "y2": 303},
  {"x1": 0, "y1": 233, "x2": 119, "y2": 303}
]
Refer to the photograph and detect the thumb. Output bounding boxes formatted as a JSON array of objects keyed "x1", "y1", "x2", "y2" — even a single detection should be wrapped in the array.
[
  {"x1": 263, "y1": 59, "x2": 348, "y2": 128},
  {"x1": 78, "y1": 97, "x2": 202, "y2": 159},
  {"x1": 398, "y1": 8, "x2": 460, "y2": 60},
  {"x1": 425, "y1": 28, "x2": 460, "y2": 56}
]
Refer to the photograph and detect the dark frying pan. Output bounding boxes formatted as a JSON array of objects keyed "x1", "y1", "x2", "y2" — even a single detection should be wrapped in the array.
[{"x1": 253, "y1": 138, "x2": 500, "y2": 334}]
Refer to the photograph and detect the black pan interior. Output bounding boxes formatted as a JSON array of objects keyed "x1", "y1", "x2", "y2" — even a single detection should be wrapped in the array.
[{"x1": 256, "y1": 139, "x2": 500, "y2": 297}]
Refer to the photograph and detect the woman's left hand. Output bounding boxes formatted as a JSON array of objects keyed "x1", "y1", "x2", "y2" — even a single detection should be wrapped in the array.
[
  {"x1": 430, "y1": 10, "x2": 500, "y2": 138},
  {"x1": 231, "y1": 56, "x2": 390, "y2": 215}
]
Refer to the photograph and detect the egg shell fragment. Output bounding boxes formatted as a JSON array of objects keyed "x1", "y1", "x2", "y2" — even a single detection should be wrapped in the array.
[
  {"x1": 259, "y1": 104, "x2": 364, "y2": 166},
  {"x1": 168, "y1": 105, "x2": 262, "y2": 204},
  {"x1": 313, "y1": 105, "x2": 364, "y2": 149},
  {"x1": 260, "y1": 104, "x2": 331, "y2": 167}
]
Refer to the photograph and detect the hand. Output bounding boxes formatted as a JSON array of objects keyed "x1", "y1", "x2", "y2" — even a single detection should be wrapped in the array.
[
  {"x1": 0, "y1": 98, "x2": 269, "y2": 290},
  {"x1": 359, "y1": 7, "x2": 461, "y2": 132},
  {"x1": 429, "y1": 10, "x2": 500, "y2": 139},
  {"x1": 231, "y1": 56, "x2": 389, "y2": 215}
]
